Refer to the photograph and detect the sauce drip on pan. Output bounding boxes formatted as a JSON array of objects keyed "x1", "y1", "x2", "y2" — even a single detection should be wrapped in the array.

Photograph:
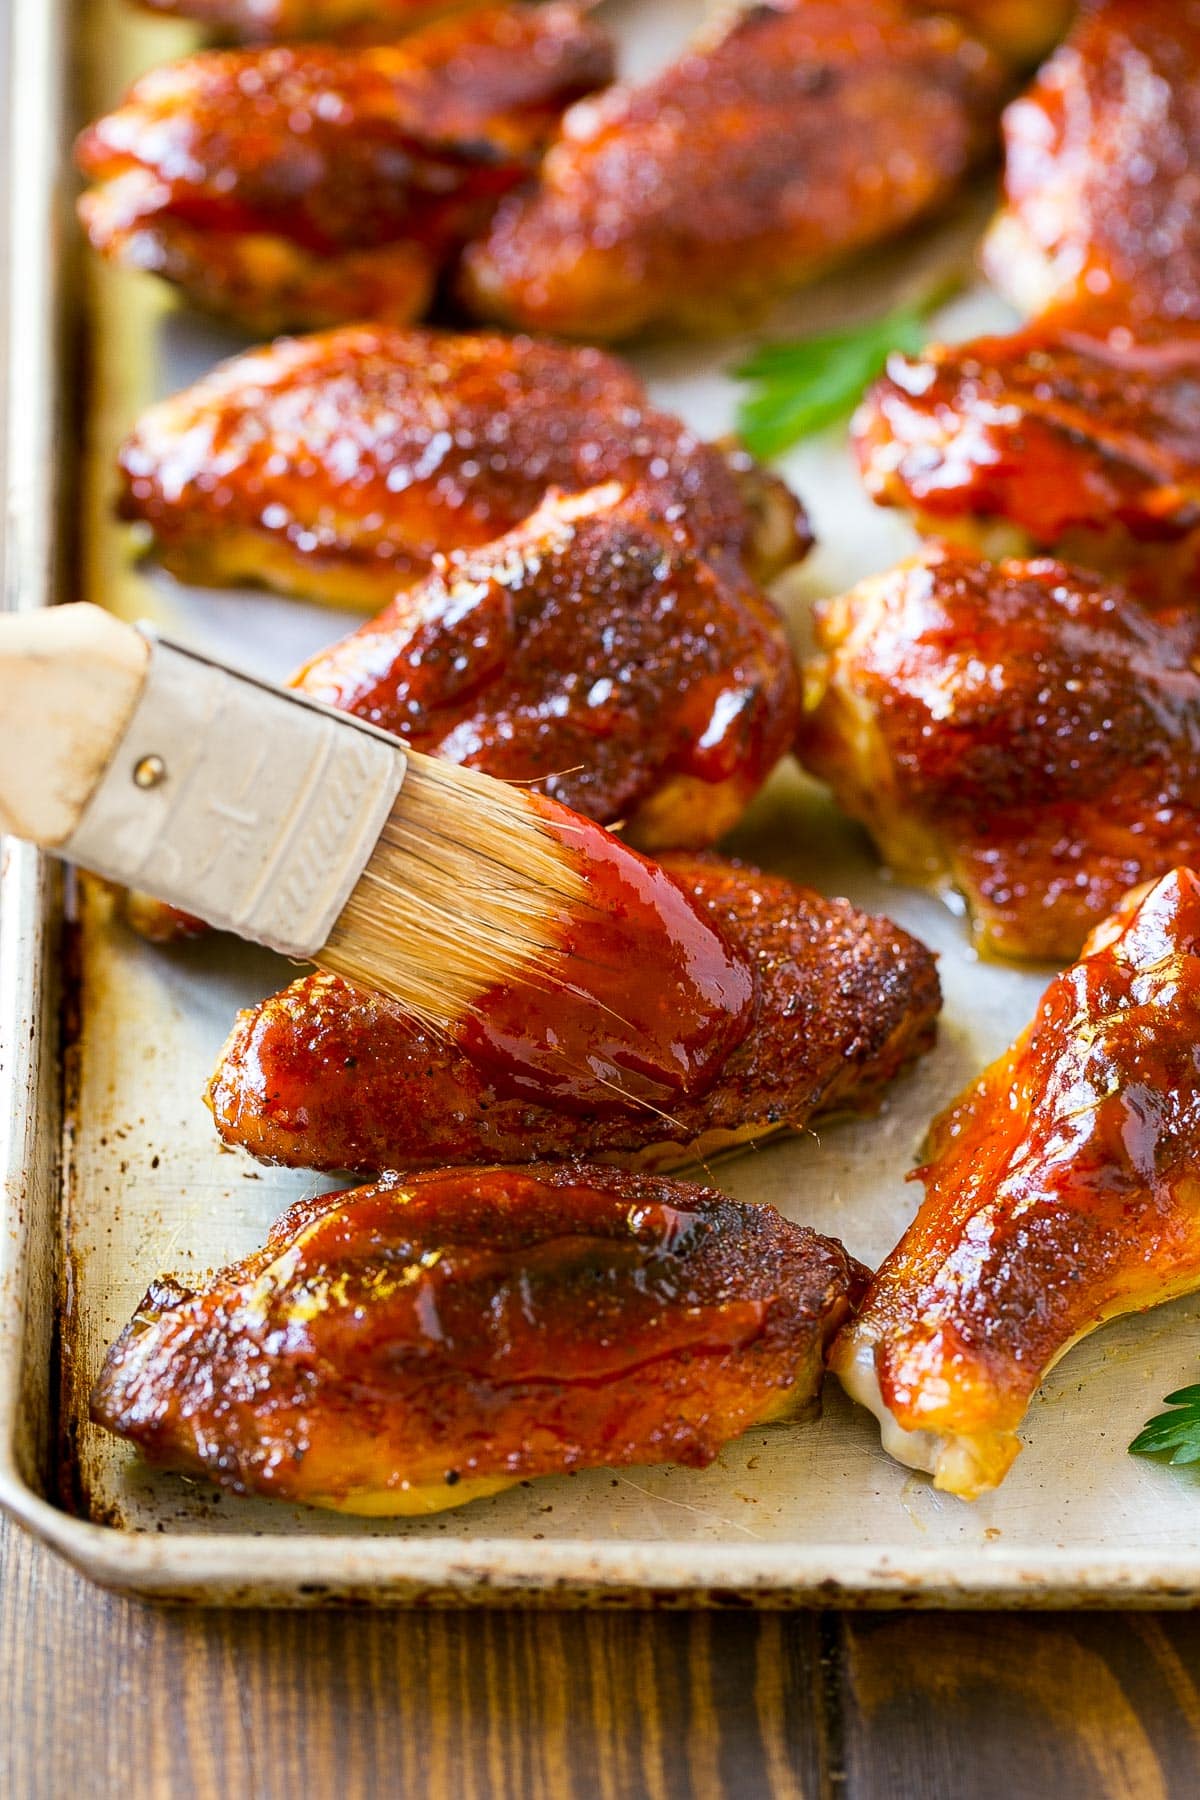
[{"x1": 459, "y1": 803, "x2": 755, "y2": 1114}]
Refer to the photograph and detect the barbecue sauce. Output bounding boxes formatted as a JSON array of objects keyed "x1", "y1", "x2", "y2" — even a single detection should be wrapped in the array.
[{"x1": 458, "y1": 803, "x2": 755, "y2": 1114}]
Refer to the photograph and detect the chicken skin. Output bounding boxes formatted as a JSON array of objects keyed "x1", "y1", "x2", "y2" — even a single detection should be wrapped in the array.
[
  {"x1": 116, "y1": 325, "x2": 810, "y2": 611},
  {"x1": 983, "y1": 0, "x2": 1200, "y2": 328},
  {"x1": 207, "y1": 854, "x2": 941, "y2": 1174},
  {"x1": 833, "y1": 867, "x2": 1200, "y2": 1499},
  {"x1": 76, "y1": 6, "x2": 613, "y2": 333},
  {"x1": 853, "y1": 320, "x2": 1200, "y2": 608},
  {"x1": 798, "y1": 548, "x2": 1200, "y2": 963},
  {"x1": 459, "y1": 0, "x2": 1005, "y2": 341},
  {"x1": 92, "y1": 1164, "x2": 867, "y2": 1515},
  {"x1": 291, "y1": 485, "x2": 800, "y2": 851}
]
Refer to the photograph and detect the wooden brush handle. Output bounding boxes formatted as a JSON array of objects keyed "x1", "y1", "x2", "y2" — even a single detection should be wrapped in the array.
[{"x1": 0, "y1": 604, "x2": 150, "y2": 846}]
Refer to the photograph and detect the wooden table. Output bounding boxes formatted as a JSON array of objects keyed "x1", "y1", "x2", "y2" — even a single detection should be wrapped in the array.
[{"x1": 4, "y1": 1511, "x2": 1199, "y2": 1798}]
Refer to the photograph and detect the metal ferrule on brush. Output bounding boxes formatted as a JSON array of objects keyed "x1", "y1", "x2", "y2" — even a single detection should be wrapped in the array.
[{"x1": 61, "y1": 630, "x2": 408, "y2": 959}]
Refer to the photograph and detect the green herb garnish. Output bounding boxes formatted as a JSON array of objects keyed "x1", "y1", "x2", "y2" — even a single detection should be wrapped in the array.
[
  {"x1": 1130, "y1": 1385, "x2": 1200, "y2": 1464},
  {"x1": 732, "y1": 302, "x2": 928, "y2": 459}
]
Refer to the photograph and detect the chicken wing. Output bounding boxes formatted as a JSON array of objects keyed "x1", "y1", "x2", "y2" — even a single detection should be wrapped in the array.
[
  {"x1": 833, "y1": 866, "x2": 1200, "y2": 1499},
  {"x1": 459, "y1": 0, "x2": 1005, "y2": 341},
  {"x1": 92, "y1": 1163, "x2": 867, "y2": 1514},
  {"x1": 290, "y1": 485, "x2": 800, "y2": 850},
  {"x1": 206, "y1": 853, "x2": 941, "y2": 1173},
  {"x1": 76, "y1": 6, "x2": 613, "y2": 334},
  {"x1": 116, "y1": 325, "x2": 810, "y2": 610},
  {"x1": 983, "y1": 0, "x2": 1200, "y2": 327},
  {"x1": 853, "y1": 319, "x2": 1200, "y2": 609},
  {"x1": 119, "y1": 475, "x2": 801, "y2": 938},
  {"x1": 798, "y1": 548, "x2": 1200, "y2": 962},
  {"x1": 855, "y1": 2, "x2": 1200, "y2": 604}
]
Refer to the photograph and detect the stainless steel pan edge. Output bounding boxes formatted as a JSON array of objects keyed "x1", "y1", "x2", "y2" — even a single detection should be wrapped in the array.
[
  {"x1": 2, "y1": 0, "x2": 1199, "y2": 1609},
  {"x1": 0, "y1": 0, "x2": 73, "y2": 1558}
]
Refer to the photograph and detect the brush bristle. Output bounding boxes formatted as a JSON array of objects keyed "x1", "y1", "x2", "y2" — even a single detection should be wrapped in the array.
[{"x1": 317, "y1": 752, "x2": 589, "y2": 1029}]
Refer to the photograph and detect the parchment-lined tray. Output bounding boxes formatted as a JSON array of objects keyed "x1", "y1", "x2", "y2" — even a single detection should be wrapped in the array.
[{"x1": 3, "y1": 0, "x2": 1200, "y2": 1606}]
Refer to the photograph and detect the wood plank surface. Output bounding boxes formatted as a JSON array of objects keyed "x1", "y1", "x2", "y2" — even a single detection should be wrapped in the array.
[
  {"x1": 4, "y1": 1512, "x2": 1200, "y2": 1800},
  {"x1": 838, "y1": 1614, "x2": 1200, "y2": 1800}
]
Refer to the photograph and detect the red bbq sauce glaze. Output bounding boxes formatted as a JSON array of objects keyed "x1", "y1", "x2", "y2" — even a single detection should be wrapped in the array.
[
  {"x1": 855, "y1": 319, "x2": 1200, "y2": 553},
  {"x1": 457, "y1": 799, "x2": 755, "y2": 1113},
  {"x1": 277, "y1": 1172, "x2": 780, "y2": 1379}
]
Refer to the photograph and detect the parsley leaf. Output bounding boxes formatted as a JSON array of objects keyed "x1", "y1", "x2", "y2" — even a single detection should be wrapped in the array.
[
  {"x1": 1130, "y1": 1384, "x2": 1200, "y2": 1465},
  {"x1": 732, "y1": 302, "x2": 928, "y2": 459}
]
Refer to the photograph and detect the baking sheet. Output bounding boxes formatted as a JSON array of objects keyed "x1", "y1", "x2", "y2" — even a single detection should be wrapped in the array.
[{"x1": 4, "y1": 0, "x2": 1200, "y2": 1605}]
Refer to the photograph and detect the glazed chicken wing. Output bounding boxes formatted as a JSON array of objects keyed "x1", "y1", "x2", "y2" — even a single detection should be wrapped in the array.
[
  {"x1": 119, "y1": 473, "x2": 802, "y2": 936},
  {"x1": 207, "y1": 854, "x2": 941, "y2": 1173},
  {"x1": 856, "y1": 2, "x2": 1200, "y2": 604},
  {"x1": 116, "y1": 325, "x2": 810, "y2": 610},
  {"x1": 291, "y1": 484, "x2": 800, "y2": 850},
  {"x1": 854, "y1": 319, "x2": 1200, "y2": 608},
  {"x1": 798, "y1": 548, "x2": 1200, "y2": 962},
  {"x1": 833, "y1": 867, "x2": 1200, "y2": 1499},
  {"x1": 92, "y1": 1163, "x2": 867, "y2": 1514},
  {"x1": 983, "y1": 0, "x2": 1200, "y2": 328},
  {"x1": 459, "y1": 0, "x2": 1005, "y2": 341},
  {"x1": 76, "y1": 6, "x2": 613, "y2": 333}
]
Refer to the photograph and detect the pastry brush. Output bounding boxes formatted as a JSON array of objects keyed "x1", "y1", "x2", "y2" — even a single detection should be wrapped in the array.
[{"x1": 0, "y1": 604, "x2": 751, "y2": 1097}]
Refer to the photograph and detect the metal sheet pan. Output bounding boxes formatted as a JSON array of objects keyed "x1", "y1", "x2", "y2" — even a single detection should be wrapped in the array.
[{"x1": 5, "y1": 0, "x2": 1200, "y2": 1607}]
